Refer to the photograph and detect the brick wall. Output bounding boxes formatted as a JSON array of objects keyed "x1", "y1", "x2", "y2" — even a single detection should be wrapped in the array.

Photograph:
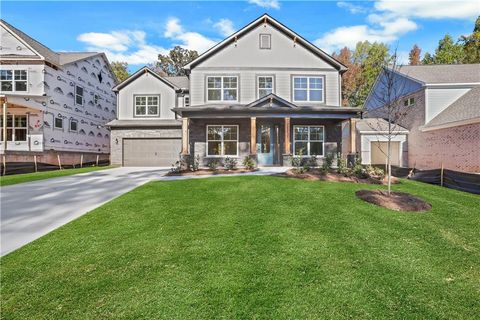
[{"x1": 397, "y1": 89, "x2": 480, "y2": 173}]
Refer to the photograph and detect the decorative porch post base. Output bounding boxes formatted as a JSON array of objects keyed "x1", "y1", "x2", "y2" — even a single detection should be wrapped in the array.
[{"x1": 282, "y1": 154, "x2": 293, "y2": 167}]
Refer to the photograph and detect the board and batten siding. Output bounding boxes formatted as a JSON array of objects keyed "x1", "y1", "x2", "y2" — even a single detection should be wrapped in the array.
[
  {"x1": 117, "y1": 72, "x2": 177, "y2": 120},
  {"x1": 189, "y1": 22, "x2": 341, "y2": 106}
]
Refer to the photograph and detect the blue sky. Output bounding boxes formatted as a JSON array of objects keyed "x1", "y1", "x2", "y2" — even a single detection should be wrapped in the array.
[{"x1": 2, "y1": 1, "x2": 479, "y2": 71}]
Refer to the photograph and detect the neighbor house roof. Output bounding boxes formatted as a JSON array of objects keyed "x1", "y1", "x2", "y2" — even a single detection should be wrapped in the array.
[
  {"x1": 356, "y1": 118, "x2": 408, "y2": 133},
  {"x1": 423, "y1": 86, "x2": 480, "y2": 131},
  {"x1": 112, "y1": 67, "x2": 188, "y2": 92},
  {"x1": 183, "y1": 13, "x2": 347, "y2": 72},
  {"x1": 1, "y1": 20, "x2": 117, "y2": 83},
  {"x1": 394, "y1": 64, "x2": 480, "y2": 84}
]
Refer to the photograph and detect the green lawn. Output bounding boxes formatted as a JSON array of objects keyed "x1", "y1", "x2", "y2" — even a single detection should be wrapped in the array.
[
  {"x1": 0, "y1": 165, "x2": 113, "y2": 186},
  {"x1": 1, "y1": 176, "x2": 479, "y2": 319}
]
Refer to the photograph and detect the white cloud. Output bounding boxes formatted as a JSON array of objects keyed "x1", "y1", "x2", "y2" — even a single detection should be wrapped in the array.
[
  {"x1": 78, "y1": 30, "x2": 168, "y2": 65},
  {"x1": 337, "y1": 1, "x2": 367, "y2": 14},
  {"x1": 315, "y1": 17, "x2": 417, "y2": 53},
  {"x1": 374, "y1": 0, "x2": 479, "y2": 20},
  {"x1": 248, "y1": 0, "x2": 280, "y2": 9},
  {"x1": 164, "y1": 17, "x2": 217, "y2": 52},
  {"x1": 213, "y1": 19, "x2": 235, "y2": 37}
]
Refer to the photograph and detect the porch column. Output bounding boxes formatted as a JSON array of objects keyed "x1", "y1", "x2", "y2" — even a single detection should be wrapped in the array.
[
  {"x1": 250, "y1": 117, "x2": 256, "y2": 154},
  {"x1": 350, "y1": 118, "x2": 356, "y2": 153},
  {"x1": 2, "y1": 99, "x2": 7, "y2": 152},
  {"x1": 284, "y1": 117, "x2": 291, "y2": 154},
  {"x1": 181, "y1": 117, "x2": 189, "y2": 155}
]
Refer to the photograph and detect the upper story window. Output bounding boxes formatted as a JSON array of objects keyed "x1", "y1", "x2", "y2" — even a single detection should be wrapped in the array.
[
  {"x1": 293, "y1": 76, "x2": 324, "y2": 102},
  {"x1": 69, "y1": 119, "x2": 78, "y2": 132},
  {"x1": 403, "y1": 97, "x2": 415, "y2": 107},
  {"x1": 0, "y1": 70, "x2": 27, "y2": 92},
  {"x1": 75, "y1": 85, "x2": 84, "y2": 106},
  {"x1": 207, "y1": 76, "x2": 238, "y2": 102},
  {"x1": 135, "y1": 95, "x2": 159, "y2": 117},
  {"x1": 258, "y1": 76, "x2": 274, "y2": 98},
  {"x1": 259, "y1": 34, "x2": 271, "y2": 49},
  {"x1": 184, "y1": 95, "x2": 190, "y2": 107}
]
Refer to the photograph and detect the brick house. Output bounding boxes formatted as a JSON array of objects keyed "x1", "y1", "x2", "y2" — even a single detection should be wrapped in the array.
[{"x1": 364, "y1": 64, "x2": 480, "y2": 173}]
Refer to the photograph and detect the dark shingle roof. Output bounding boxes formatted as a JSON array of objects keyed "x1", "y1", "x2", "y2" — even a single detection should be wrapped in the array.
[
  {"x1": 1, "y1": 19, "x2": 103, "y2": 67},
  {"x1": 164, "y1": 76, "x2": 189, "y2": 89},
  {"x1": 395, "y1": 64, "x2": 480, "y2": 84},
  {"x1": 425, "y1": 86, "x2": 480, "y2": 128}
]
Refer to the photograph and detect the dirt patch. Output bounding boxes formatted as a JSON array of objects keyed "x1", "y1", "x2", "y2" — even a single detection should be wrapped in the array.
[
  {"x1": 356, "y1": 189, "x2": 432, "y2": 212},
  {"x1": 166, "y1": 168, "x2": 258, "y2": 176},
  {"x1": 275, "y1": 169, "x2": 399, "y2": 185}
]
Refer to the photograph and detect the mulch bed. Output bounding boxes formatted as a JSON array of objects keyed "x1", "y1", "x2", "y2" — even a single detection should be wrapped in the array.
[
  {"x1": 166, "y1": 168, "x2": 258, "y2": 176},
  {"x1": 275, "y1": 169, "x2": 399, "y2": 185},
  {"x1": 356, "y1": 189, "x2": 432, "y2": 212}
]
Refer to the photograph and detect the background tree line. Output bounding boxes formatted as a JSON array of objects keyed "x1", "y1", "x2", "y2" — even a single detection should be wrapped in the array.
[{"x1": 110, "y1": 16, "x2": 479, "y2": 108}]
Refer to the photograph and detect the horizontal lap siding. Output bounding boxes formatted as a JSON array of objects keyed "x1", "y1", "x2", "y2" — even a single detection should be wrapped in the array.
[{"x1": 190, "y1": 69, "x2": 340, "y2": 106}]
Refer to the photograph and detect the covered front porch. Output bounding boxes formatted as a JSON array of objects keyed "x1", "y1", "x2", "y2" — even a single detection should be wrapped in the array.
[
  {"x1": 173, "y1": 94, "x2": 360, "y2": 167},
  {"x1": 1, "y1": 95, "x2": 46, "y2": 154}
]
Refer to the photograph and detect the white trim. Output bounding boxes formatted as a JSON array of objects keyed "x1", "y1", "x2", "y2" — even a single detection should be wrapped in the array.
[
  {"x1": 425, "y1": 82, "x2": 480, "y2": 87},
  {"x1": 292, "y1": 125, "x2": 325, "y2": 157},
  {"x1": 421, "y1": 117, "x2": 480, "y2": 132},
  {"x1": 206, "y1": 76, "x2": 239, "y2": 103},
  {"x1": 0, "y1": 21, "x2": 45, "y2": 60},
  {"x1": 292, "y1": 76, "x2": 324, "y2": 103},
  {"x1": 206, "y1": 124, "x2": 239, "y2": 157},
  {"x1": 134, "y1": 94, "x2": 160, "y2": 117}
]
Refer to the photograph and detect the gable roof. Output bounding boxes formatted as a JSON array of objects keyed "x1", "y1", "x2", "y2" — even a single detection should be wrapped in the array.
[
  {"x1": 165, "y1": 76, "x2": 189, "y2": 90},
  {"x1": 1, "y1": 19, "x2": 115, "y2": 78},
  {"x1": 183, "y1": 14, "x2": 347, "y2": 72},
  {"x1": 247, "y1": 93, "x2": 297, "y2": 109},
  {"x1": 112, "y1": 66, "x2": 185, "y2": 92},
  {"x1": 393, "y1": 64, "x2": 480, "y2": 85},
  {"x1": 423, "y1": 86, "x2": 480, "y2": 130}
]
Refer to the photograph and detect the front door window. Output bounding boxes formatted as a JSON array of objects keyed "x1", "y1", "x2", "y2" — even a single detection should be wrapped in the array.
[{"x1": 257, "y1": 124, "x2": 274, "y2": 165}]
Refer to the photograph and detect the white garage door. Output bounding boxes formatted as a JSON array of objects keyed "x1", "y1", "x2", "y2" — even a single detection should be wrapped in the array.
[
  {"x1": 371, "y1": 141, "x2": 400, "y2": 166},
  {"x1": 123, "y1": 138, "x2": 181, "y2": 167}
]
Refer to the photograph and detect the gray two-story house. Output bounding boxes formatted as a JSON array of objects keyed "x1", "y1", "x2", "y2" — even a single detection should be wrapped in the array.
[{"x1": 109, "y1": 14, "x2": 360, "y2": 167}]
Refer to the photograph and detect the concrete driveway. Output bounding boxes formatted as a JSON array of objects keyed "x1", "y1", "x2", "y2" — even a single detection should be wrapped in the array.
[{"x1": 0, "y1": 167, "x2": 168, "y2": 256}]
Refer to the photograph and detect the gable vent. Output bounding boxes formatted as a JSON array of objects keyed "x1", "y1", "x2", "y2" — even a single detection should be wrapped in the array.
[{"x1": 259, "y1": 34, "x2": 271, "y2": 49}]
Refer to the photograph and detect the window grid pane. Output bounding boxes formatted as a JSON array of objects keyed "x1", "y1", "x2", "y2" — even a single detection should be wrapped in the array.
[
  {"x1": 207, "y1": 125, "x2": 238, "y2": 156},
  {"x1": 293, "y1": 126, "x2": 324, "y2": 156},
  {"x1": 293, "y1": 77, "x2": 323, "y2": 102}
]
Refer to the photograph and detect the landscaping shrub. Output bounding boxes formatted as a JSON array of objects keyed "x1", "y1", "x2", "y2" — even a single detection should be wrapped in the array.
[
  {"x1": 337, "y1": 153, "x2": 349, "y2": 175},
  {"x1": 224, "y1": 157, "x2": 238, "y2": 171},
  {"x1": 207, "y1": 159, "x2": 221, "y2": 171},
  {"x1": 243, "y1": 156, "x2": 256, "y2": 170},
  {"x1": 186, "y1": 155, "x2": 200, "y2": 172}
]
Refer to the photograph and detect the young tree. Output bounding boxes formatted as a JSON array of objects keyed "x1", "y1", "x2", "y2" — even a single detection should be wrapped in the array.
[
  {"x1": 363, "y1": 51, "x2": 412, "y2": 195},
  {"x1": 459, "y1": 16, "x2": 480, "y2": 63},
  {"x1": 110, "y1": 61, "x2": 129, "y2": 82},
  {"x1": 408, "y1": 44, "x2": 421, "y2": 65},
  {"x1": 434, "y1": 34, "x2": 465, "y2": 64},
  {"x1": 154, "y1": 46, "x2": 199, "y2": 76}
]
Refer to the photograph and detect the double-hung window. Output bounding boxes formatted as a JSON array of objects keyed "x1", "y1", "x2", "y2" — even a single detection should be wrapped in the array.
[
  {"x1": 135, "y1": 95, "x2": 159, "y2": 116},
  {"x1": 69, "y1": 119, "x2": 78, "y2": 132},
  {"x1": 0, "y1": 70, "x2": 27, "y2": 92},
  {"x1": 54, "y1": 116, "x2": 63, "y2": 130},
  {"x1": 258, "y1": 76, "x2": 274, "y2": 98},
  {"x1": 293, "y1": 125, "x2": 324, "y2": 156},
  {"x1": 293, "y1": 76, "x2": 324, "y2": 102},
  {"x1": 207, "y1": 125, "x2": 238, "y2": 156},
  {"x1": 75, "y1": 85, "x2": 84, "y2": 106},
  {"x1": 0, "y1": 115, "x2": 27, "y2": 142},
  {"x1": 207, "y1": 76, "x2": 238, "y2": 102}
]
